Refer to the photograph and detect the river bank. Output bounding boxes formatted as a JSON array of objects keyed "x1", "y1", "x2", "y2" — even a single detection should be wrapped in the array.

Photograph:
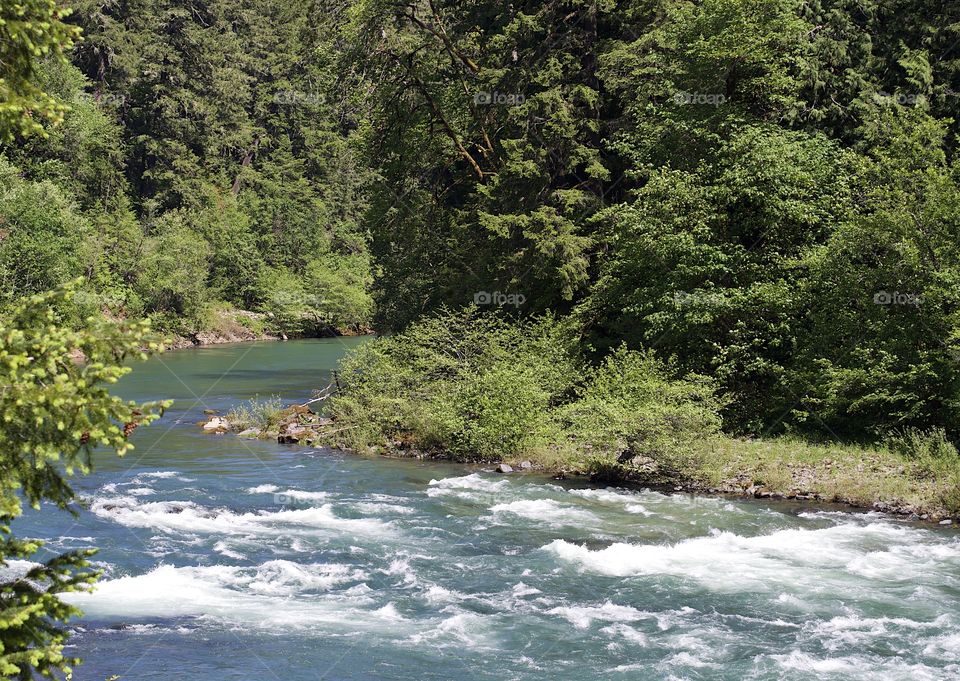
[
  {"x1": 162, "y1": 308, "x2": 370, "y2": 349},
  {"x1": 201, "y1": 402, "x2": 960, "y2": 525}
]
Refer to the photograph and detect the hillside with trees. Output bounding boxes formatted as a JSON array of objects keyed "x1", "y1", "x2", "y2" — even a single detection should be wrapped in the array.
[
  {"x1": 3, "y1": 0, "x2": 960, "y2": 435},
  {"x1": 2, "y1": 0, "x2": 374, "y2": 339}
]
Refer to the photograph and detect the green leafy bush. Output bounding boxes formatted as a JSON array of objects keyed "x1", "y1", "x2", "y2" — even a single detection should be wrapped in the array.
[
  {"x1": 885, "y1": 428, "x2": 960, "y2": 512},
  {"x1": 330, "y1": 309, "x2": 721, "y2": 468},
  {"x1": 561, "y1": 347, "x2": 723, "y2": 472},
  {"x1": 0, "y1": 157, "x2": 90, "y2": 311},
  {"x1": 136, "y1": 213, "x2": 212, "y2": 325},
  {"x1": 885, "y1": 427, "x2": 959, "y2": 461}
]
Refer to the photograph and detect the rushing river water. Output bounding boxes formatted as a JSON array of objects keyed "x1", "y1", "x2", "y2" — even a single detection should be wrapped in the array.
[{"x1": 12, "y1": 339, "x2": 960, "y2": 680}]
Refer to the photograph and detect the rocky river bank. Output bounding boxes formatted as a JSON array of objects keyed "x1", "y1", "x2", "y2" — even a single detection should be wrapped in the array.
[{"x1": 199, "y1": 402, "x2": 959, "y2": 526}]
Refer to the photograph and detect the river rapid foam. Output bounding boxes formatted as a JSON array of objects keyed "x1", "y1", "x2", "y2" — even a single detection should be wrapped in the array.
[{"x1": 49, "y1": 465, "x2": 960, "y2": 680}]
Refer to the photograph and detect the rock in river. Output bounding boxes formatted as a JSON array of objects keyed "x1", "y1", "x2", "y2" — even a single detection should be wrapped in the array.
[{"x1": 202, "y1": 416, "x2": 229, "y2": 432}]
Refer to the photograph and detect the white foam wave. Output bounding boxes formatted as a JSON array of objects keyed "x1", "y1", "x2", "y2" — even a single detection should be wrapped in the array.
[
  {"x1": 489, "y1": 498, "x2": 599, "y2": 526},
  {"x1": 91, "y1": 496, "x2": 391, "y2": 537},
  {"x1": 548, "y1": 601, "x2": 649, "y2": 629},
  {"x1": 246, "y1": 484, "x2": 279, "y2": 494},
  {"x1": 406, "y1": 612, "x2": 493, "y2": 649},
  {"x1": 213, "y1": 541, "x2": 246, "y2": 560},
  {"x1": 64, "y1": 561, "x2": 389, "y2": 629},
  {"x1": 600, "y1": 623, "x2": 649, "y2": 646},
  {"x1": 132, "y1": 471, "x2": 194, "y2": 483},
  {"x1": 543, "y1": 522, "x2": 957, "y2": 593},
  {"x1": 351, "y1": 501, "x2": 415, "y2": 515},
  {"x1": 568, "y1": 488, "x2": 650, "y2": 504},
  {"x1": 769, "y1": 650, "x2": 946, "y2": 680},
  {"x1": 426, "y1": 474, "x2": 509, "y2": 500}
]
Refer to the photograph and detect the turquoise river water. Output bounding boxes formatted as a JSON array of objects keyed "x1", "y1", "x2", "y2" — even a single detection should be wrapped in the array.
[{"x1": 12, "y1": 339, "x2": 960, "y2": 680}]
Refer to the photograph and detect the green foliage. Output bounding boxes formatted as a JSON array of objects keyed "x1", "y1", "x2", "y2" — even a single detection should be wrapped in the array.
[
  {"x1": 0, "y1": 541, "x2": 99, "y2": 680},
  {"x1": 885, "y1": 427, "x2": 958, "y2": 461},
  {"x1": 0, "y1": 0, "x2": 375, "y2": 339},
  {"x1": 342, "y1": 0, "x2": 615, "y2": 329},
  {"x1": 327, "y1": 0, "x2": 960, "y2": 442},
  {"x1": 885, "y1": 427, "x2": 960, "y2": 512},
  {"x1": 0, "y1": 282, "x2": 168, "y2": 679},
  {"x1": 136, "y1": 213, "x2": 211, "y2": 323},
  {"x1": 561, "y1": 347, "x2": 723, "y2": 471},
  {"x1": 0, "y1": 156, "x2": 90, "y2": 311},
  {"x1": 331, "y1": 310, "x2": 721, "y2": 466},
  {"x1": 0, "y1": 0, "x2": 81, "y2": 141}
]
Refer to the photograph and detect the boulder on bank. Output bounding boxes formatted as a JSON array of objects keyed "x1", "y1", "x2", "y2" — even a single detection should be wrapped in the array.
[
  {"x1": 278, "y1": 424, "x2": 309, "y2": 444},
  {"x1": 496, "y1": 463, "x2": 513, "y2": 473},
  {"x1": 202, "y1": 416, "x2": 229, "y2": 432}
]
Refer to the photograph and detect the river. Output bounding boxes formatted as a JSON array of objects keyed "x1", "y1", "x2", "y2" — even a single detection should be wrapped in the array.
[{"x1": 13, "y1": 339, "x2": 960, "y2": 680}]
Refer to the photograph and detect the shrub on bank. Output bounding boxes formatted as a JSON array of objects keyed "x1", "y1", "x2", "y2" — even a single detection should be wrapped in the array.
[
  {"x1": 330, "y1": 309, "x2": 722, "y2": 470},
  {"x1": 885, "y1": 428, "x2": 960, "y2": 511}
]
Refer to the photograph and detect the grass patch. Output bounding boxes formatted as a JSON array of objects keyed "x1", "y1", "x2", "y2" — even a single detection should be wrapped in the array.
[
  {"x1": 690, "y1": 434, "x2": 960, "y2": 517},
  {"x1": 226, "y1": 395, "x2": 285, "y2": 432}
]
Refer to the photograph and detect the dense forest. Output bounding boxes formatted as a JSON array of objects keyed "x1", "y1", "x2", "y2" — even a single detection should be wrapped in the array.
[
  {"x1": 4, "y1": 0, "x2": 960, "y2": 436},
  {"x1": 4, "y1": 1, "x2": 960, "y2": 678}
]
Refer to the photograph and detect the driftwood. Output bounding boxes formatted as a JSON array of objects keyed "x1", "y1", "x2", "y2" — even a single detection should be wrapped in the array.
[{"x1": 297, "y1": 378, "x2": 339, "y2": 408}]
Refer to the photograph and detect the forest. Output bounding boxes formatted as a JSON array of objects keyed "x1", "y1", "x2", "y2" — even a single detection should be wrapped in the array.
[
  {"x1": 3, "y1": 0, "x2": 960, "y2": 677},
  {"x1": 4, "y1": 0, "x2": 960, "y2": 438}
]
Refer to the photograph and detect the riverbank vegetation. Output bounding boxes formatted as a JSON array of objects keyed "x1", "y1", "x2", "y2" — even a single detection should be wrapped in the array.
[
  {"x1": 322, "y1": 311, "x2": 960, "y2": 519},
  {"x1": 331, "y1": 310, "x2": 721, "y2": 467},
  {"x1": 334, "y1": 0, "x2": 960, "y2": 442}
]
